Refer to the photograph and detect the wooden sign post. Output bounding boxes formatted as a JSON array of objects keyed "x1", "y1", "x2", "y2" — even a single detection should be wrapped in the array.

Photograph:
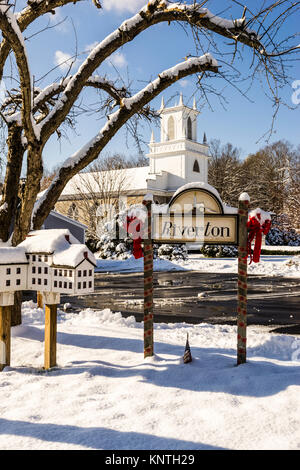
[
  {"x1": 143, "y1": 198, "x2": 154, "y2": 358},
  {"x1": 237, "y1": 193, "x2": 250, "y2": 365}
]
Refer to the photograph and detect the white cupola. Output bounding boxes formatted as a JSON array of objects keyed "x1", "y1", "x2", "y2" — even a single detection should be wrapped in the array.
[{"x1": 147, "y1": 94, "x2": 210, "y2": 189}]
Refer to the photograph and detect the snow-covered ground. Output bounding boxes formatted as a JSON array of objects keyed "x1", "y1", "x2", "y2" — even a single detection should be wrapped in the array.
[
  {"x1": 96, "y1": 254, "x2": 300, "y2": 278},
  {"x1": 1, "y1": 302, "x2": 300, "y2": 450}
]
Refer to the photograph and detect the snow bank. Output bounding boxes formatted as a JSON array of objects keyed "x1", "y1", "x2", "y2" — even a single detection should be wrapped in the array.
[
  {"x1": 95, "y1": 253, "x2": 300, "y2": 277},
  {"x1": 1, "y1": 301, "x2": 299, "y2": 450}
]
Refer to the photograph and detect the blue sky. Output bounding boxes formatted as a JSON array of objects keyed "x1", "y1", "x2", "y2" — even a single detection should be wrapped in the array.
[{"x1": 11, "y1": 0, "x2": 300, "y2": 171}]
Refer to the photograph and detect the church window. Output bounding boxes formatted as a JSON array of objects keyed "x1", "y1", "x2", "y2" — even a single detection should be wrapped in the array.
[
  {"x1": 167, "y1": 116, "x2": 175, "y2": 140},
  {"x1": 187, "y1": 117, "x2": 192, "y2": 140},
  {"x1": 193, "y1": 160, "x2": 200, "y2": 173}
]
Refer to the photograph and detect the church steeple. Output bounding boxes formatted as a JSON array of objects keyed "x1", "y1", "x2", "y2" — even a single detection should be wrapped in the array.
[
  {"x1": 147, "y1": 97, "x2": 209, "y2": 186},
  {"x1": 159, "y1": 95, "x2": 200, "y2": 143}
]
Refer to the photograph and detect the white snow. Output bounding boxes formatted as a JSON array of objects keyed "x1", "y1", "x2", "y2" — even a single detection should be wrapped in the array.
[
  {"x1": 1, "y1": 301, "x2": 299, "y2": 450},
  {"x1": 95, "y1": 253, "x2": 300, "y2": 278},
  {"x1": 239, "y1": 192, "x2": 250, "y2": 201},
  {"x1": 18, "y1": 229, "x2": 96, "y2": 267},
  {"x1": 0, "y1": 246, "x2": 27, "y2": 264},
  {"x1": 249, "y1": 207, "x2": 272, "y2": 225}
]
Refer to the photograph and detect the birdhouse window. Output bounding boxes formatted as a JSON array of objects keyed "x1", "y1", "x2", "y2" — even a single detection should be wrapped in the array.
[
  {"x1": 193, "y1": 160, "x2": 200, "y2": 173},
  {"x1": 6, "y1": 268, "x2": 11, "y2": 275}
]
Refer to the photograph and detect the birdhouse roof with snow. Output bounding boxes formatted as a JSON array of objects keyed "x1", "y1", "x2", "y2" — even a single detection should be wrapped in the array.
[
  {"x1": 0, "y1": 246, "x2": 28, "y2": 265},
  {"x1": 18, "y1": 229, "x2": 96, "y2": 267}
]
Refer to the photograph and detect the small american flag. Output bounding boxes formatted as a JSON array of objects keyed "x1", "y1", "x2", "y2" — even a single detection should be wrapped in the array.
[{"x1": 183, "y1": 333, "x2": 192, "y2": 364}]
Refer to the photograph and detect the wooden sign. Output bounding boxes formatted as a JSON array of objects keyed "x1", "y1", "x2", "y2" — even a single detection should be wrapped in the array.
[{"x1": 153, "y1": 213, "x2": 238, "y2": 245}]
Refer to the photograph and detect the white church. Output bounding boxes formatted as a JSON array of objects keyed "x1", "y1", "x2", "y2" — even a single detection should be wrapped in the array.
[{"x1": 55, "y1": 95, "x2": 210, "y2": 213}]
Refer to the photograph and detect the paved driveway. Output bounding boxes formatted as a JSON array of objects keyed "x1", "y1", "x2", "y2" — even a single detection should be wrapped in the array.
[{"x1": 61, "y1": 271, "x2": 300, "y2": 334}]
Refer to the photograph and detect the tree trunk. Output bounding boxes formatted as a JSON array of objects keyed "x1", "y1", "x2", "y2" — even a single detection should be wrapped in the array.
[{"x1": 0, "y1": 126, "x2": 24, "y2": 242}]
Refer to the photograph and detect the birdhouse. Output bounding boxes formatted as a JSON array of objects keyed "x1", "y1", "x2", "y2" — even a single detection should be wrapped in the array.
[
  {"x1": 0, "y1": 247, "x2": 28, "y2": 293},
  {"x1": 0, "y1": 229, "x2": 96, "y2": 297}
]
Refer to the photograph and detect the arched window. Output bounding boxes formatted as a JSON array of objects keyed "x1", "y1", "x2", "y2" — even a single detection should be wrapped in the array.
[
  {"x1": 67, "y1": 202, "x2": 79, "y2": 220},
  {"x1": 193, "y1": 160, "x2": 200, "y2": 173},
  {"x1": 167, "y1": 116, "x2": 175, "y2": 140},
  {"x1": 187, "y1": 117, "x2": 192, "y2": 140}
]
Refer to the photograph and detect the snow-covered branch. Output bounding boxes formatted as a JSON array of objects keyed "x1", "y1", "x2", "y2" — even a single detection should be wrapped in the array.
[
  {"x1": 32, "y1": 53, "x2": 218, "y2": 229},
  {"x1": 0, "y1": 0, "x2": 86, "y2": 82},
  {"x1": 37, "y1": 1, "x2": 264, "y2": 143},
  {"x1": 0, "y1": 4, "x2": 37, "y2": 142}
]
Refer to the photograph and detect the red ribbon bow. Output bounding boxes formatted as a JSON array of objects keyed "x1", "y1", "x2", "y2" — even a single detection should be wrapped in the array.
[
  {"x1": 247, "y1": 213, "x2": 271, "y2": 263},
  {"x1": 125, "y1": 216, "x2": 144, "y2": 259}
]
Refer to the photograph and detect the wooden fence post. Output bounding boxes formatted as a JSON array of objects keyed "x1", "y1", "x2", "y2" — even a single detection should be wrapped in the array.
[
  {"x1": 143, "y1": 197, "x2": 154, "y2": 358},
  {"x1": 0, "y1": 306, "x2": 11, "y2": 371},
  {"x1": 237, "y1": 193, "x2": 250, "y2": 365}
]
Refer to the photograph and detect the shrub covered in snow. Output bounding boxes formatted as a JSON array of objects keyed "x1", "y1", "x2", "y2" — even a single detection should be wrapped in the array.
[
  {"x1": 154, "y1": 244, "x2": 188, "y2": 261},
  {"x1": 201, "y1": 244, "x2": 238, "y2": 258},
  {"x1": 266, "y1": 227, "x2": 300, "y2": 246},
  {"x1": 96, "y1": 234, "x2": 133, "y2": 260}
]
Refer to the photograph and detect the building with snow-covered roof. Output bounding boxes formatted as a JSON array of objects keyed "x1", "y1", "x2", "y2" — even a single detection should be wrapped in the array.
[
  {"x1": 0, "y1": 230, "x2": 96, "y2": 297},
  {"x1": 55, "y1": 96, "x2": 210, "y2": 219}
]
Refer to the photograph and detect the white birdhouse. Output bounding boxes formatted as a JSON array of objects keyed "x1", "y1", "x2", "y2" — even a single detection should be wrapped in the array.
[
  {"x1": 0, "y1": 247, "x2": 29, "y2": 294},
  {"x1": 0, "y1": 229, "x2": 96, "y2": 300}
]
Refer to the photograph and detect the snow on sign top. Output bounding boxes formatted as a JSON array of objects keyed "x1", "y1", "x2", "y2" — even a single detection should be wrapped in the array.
[{"x1": 239, "y1": 192, "x2": 250, "y2": 202}]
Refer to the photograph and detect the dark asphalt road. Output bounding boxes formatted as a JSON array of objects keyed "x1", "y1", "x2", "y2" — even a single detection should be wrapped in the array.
[{"x1": 60, "y1": 271, "x2": 300, "y2": 335}]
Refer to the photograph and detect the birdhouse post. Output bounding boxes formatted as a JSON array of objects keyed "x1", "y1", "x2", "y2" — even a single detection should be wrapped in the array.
[
  {"x1": 0, "y1": 293, "x2": 14, "y2": 371},
  {"x1": 43, "y1": 292, "x2": 60, "y2": 370}
]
